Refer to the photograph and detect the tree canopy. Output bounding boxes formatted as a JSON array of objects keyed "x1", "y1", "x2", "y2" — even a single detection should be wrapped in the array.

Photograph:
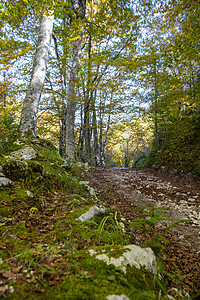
[{"x1": 1, "y1": 0, "x2": 200, "y2": 173}]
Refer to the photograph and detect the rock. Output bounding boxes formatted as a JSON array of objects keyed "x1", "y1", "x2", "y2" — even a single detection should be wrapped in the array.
[
  {"x1": 2, "y1": 159, "x2": 48, "y2": 181},
  {"x1": 179, "y1": 200, "x2": 187, "y2": 204},
  {"x1": 193, "y1": 220, "x2": 200, "y2": 226},
  {"x1": 89, "y1": 244, "x2": 157, "y2": 274},
  {"x1": 79, "y1": 181, "x2": 98, "y2": 200},
  {"x1": 166, "y1": 287, "x2": 191, "y2": 299},
  {"x1": 0, "y1": 165, "x2": 6, "y2": 177},
  {"x1": 2, "y1": 159, "x2": 29, "y2": 180},
  {"x1": 106, "y1": 295, "x2": 130, "y2": 300},
  {"x1": 76, "y1": 205, "x2": 107, "y2": 222},
  {"x1": 0, "y1": 177, "x2": 12, "y2": 187},
  {"x1": 8, "y1": 147, "x2": 37, "y2": 160},
  {"x1": 26, "y1": 191, "x2": 34, "y2": 199}
]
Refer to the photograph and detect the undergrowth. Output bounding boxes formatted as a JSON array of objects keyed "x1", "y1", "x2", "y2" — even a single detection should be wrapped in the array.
[{"x1": 0, "y1": 140, "x2": 197, "y2": 299}]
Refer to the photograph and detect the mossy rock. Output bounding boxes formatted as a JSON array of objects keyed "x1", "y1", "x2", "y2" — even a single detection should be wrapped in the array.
[
  {"x1": 2, "y1": 159, "x2": 48, "y2": 182},
  {"x1": 27, "y1": 161, "x2": 48, "y2": 177},
  {"x1": 2, "y1": 159, "x2": 29, "y2": 180}
]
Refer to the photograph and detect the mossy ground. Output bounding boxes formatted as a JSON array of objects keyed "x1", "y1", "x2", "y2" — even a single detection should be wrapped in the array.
[{"x1": 0, "y1": 141, "x2": 167, "y2": 299}]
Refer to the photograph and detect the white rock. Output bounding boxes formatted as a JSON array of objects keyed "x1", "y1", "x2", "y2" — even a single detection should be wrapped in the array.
[
  {"x1": 193, "y1": 220, "x2": 200, "y2": 226},
  {"x1": 26, "y1": 191, "x2": 34, "y2": 199},
  {"x1": 89, "y1": 244, "x2": 157, "y2": 274},
  {"x1": 9, "y1": 147, "x2": 37, "y2": 160},
  {"x1": 107, "y1": 295, "x2": 130, "y2": 300},
  {"x1": 76, "y1": 206, "x2": 107, "y2": 222},
  {"x1": 0, "y1": 177, "x2": 12, "y2": 187}
]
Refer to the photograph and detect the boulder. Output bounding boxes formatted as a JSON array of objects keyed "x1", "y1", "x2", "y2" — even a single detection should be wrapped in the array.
[
  {"x1": 76, "y1": 205, "x2": 107, "y2": 222},
  {"x1": 2, "y1": 159, "x2": 29, "y2": 180},
  {"x1": 8, "y1": 147, "x2": 37, "y2": 160},
  {"x1": 89, "y1": 244, "x2": 157, "y2": 274},
  {"x1": 2, "y1": 159, "x2": 48, "y2": 181}
]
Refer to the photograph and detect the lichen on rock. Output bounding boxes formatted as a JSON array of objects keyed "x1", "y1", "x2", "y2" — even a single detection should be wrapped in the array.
[
  {"x1": 88, "y1": 244, "x2": 157, "y2": 274},
  {"x1": 6, "y1": 147, "x2": 37, "y2": 160}
]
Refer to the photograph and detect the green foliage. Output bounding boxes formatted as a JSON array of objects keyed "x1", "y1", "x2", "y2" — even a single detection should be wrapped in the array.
[
  {"x1": 97, "y1": 215, "x2": 125, "y2": 245},
  {"x1": 0, "y1": 109, "x2": 19, "y2": 153},
  {"x1": 129, "y1": 204, "x2": 187, "y2": 254},
  {"x1": 149, "y1": 114, "x2": 200, "y2": 174},
  {"x1": 132, "y1": 150, "x2": 150, "y2": 168}
]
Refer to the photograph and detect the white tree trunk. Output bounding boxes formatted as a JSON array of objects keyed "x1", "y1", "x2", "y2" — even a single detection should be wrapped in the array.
[
  {"x1": 19, "y1": 12, "x2": 54, "y2": 138},
  {"x1": 65, "y1": 0, "x2": 86, "y2": 161}
]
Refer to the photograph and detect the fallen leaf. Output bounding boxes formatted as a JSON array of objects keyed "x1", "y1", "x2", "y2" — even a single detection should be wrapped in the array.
[
  {"x1": 2, "y1": 270, "x2": 15, "y2": 278},
  {"x1": 19, "y1": 236, "x2": 28, "y2": 240},
  {"x1": 12, "y1": 266, "x2": 22, "y2": 274},
  {"x1": 44, "y1": 265, "x2": 52, "y2": 270},
  {"x1": 29, "y1": 276, "x2": 36, "y2": 283}
]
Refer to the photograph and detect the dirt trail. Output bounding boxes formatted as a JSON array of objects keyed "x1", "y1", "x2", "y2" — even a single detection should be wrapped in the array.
[{"x1": 87, "y1": 167, "x2": 200, "y2": 294}]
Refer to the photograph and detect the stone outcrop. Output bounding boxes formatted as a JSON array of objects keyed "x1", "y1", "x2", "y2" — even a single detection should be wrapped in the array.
[
  {"x1": 0, "y1": 165, "x2": 13, "y2": 187},
  {"x1": 2, "y1": 149, "x2": 48, "y2": 181},
  {"x1": 2, "y1": 159, "x2": 29, "y2": 180},
  {"x1": 89, "y1": 244, "x2": 157, "y2": 274},
  {"x1": 6, "y1": 147, "x2": 37, "y2": 160}
]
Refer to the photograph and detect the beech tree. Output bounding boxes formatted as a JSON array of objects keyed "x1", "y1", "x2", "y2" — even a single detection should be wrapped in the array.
[
  {"x1": 65, "y1": 0, "x2": 86, "y2": 161},
  {"x1": 19, "y1": 11, "x2": 54, "y2": 137}
]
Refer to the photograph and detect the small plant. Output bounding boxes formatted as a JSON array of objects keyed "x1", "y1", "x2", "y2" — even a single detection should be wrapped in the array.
[
  {"x1": 97, "y1": 215, "x2": 125, "y2": 245},
  {"x1": 129, "y1": 204, "x2": 188, "y2": 254}
]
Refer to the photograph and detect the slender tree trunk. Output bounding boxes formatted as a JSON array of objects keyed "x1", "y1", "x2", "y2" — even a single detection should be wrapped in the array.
[
  {"x1": 52, "y1": 31, "x2": 67, "y2": 157},
  {"x1": 99, "y1": 116, "x2": 104, "y2": 168},
  {"x1": 125, "y1": 136, "x2": 129, "y2": 168},
  {"x1": 19, "y1": 12, "x2": 54, "y2": 138},
  {"x1": 77, "y1": 100, "x2": 84, "y2": 160},
  {"x1": 82, "y1": 33, "x2": 92, "y2": 164},
  {"x1": 65, "y1": 0, "x2": 86, "y2": 161},
  {"x1": 101, "y1": 114, "x2": 110, "y2": 168},
  {"x1": 92, "y1": 91, "x2": 99, "y2": 167}
]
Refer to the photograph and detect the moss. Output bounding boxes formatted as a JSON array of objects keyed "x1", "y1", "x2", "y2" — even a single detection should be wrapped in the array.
[
  {"x1": 0, "y1": 204, "x2": 11, "y2": 217},
  {"x1": 2, "y1": 159, "x2": 29, "y2": 180},
  {"x1": 42, "y1": 248, "x2": 158, "y2": 300}
]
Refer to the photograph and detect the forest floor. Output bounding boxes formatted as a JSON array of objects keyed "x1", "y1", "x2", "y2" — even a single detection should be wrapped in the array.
[{"x1": 87, "y1": 167, "x2": 200, "y2": 295}]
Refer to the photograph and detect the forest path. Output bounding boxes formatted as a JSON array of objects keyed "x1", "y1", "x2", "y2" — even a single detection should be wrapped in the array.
[{"x1": 87, "y1": 168, "x2": 200, "y2": 293}]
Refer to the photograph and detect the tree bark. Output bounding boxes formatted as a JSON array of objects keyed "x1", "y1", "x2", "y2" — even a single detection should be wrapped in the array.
[
  {"x1": 19, "y1": 12, "x2": 54, "y2": 138},
  {"x1": 92, "y1": 91, "x2": 100, "y2": 167},
  {"x1": 65, "y1": 0, "x2": 86, "y2": 161}
]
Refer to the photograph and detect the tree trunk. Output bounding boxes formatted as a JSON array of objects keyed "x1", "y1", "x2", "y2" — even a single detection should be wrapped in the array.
[
  {"x1": 19, "y1": 12, "x2": 54, "y2": 138},
  {"x1": 65, "y1": 0, "x2": 86, "y2": 161},
  {"x1": 92, "y1": 91, "x2": 100, "y2": 167}
]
